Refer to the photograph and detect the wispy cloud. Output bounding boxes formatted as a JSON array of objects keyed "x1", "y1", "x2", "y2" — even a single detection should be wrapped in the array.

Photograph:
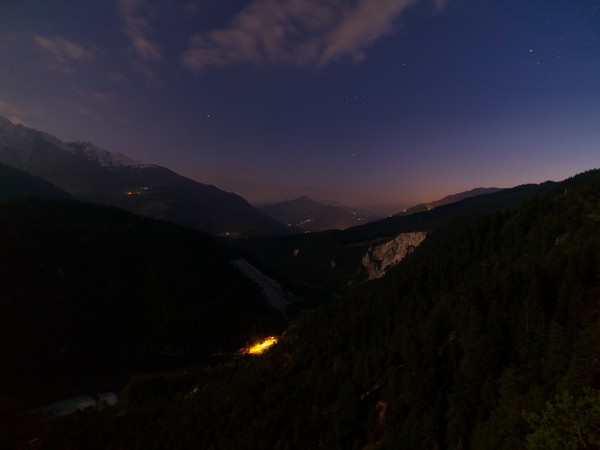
[
  {"x1": 1, "y1": 32, "x2": 18, "y2": 46},
  {"x1": 433, "y1": 0, "x2": 449, "y2": 12},
  {"x1": 182, "y1": 2, "x2": 201, "y2": 16},
  {"x1": 33, "y1": 34, "x2": 93, "y2": 61},
  {"x1": 320, "y1": 0, "x2": 420, "y2": 64},
  {"x1": 33, "y1": 34, "x2": 94, "y2": 73},
  {"x1": 118, "y1": 0, "x2": 163, "y2": 62},
  {"x1": 107, "y1": 71, "x2": 130, "y2": 84},
  {"x1": 181, "y1": 0, "x2": 434, "y2": 74},
  {"x1": 78, "y1": 89, "x2": 118, "y2": 107},
  {"x1": 73, "y1": 105, "x2": 103, "y2": 121},
  {"x1": 0, "y1": 99, "x2": 37, "y2": 127}
]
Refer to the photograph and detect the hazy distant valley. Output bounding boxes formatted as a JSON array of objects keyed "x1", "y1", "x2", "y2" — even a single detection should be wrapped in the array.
[
  {"x1": 1, "y1": 117, "x2": 600, "y2": 449},
  {"x1": 258, "y1": 195, "x2": 380, "y2": 231}
]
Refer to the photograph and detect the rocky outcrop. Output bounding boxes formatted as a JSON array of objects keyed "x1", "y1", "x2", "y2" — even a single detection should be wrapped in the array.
[
  {"x1": 231, "y1": 258, "x2": 296, "y2": 318},
  {"x1": 362, "y1": 232, "x2": 427, "y2": 280}
]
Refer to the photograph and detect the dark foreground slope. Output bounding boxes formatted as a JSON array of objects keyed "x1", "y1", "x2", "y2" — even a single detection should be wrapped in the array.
[
  {"x1": 13, "y1": 169, "x2": 600, "y2": 450},
  {"x1": 0, "y1": 199, "x2": 285, "y2": 415},
  {"x1": 0, "y1": 162, "x2": 72, "y2": 202}
]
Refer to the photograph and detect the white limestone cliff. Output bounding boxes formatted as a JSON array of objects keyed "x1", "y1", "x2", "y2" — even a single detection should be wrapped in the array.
[{"x1": 362, "y1": 231, "x2": 427, "y2": 280}]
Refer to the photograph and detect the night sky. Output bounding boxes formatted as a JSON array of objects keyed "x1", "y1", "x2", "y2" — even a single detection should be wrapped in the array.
[{"x1": 1, "y1": 0, "x2": 599, "y2": 211}]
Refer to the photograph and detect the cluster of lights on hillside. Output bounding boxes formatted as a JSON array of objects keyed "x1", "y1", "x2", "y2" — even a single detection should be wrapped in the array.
[
  {"x1": 124, "y1": 186, "x2": 151, "y2": 196},
  {"x1": 242, "y1": 336, "x2": 278, "y2": 355}
]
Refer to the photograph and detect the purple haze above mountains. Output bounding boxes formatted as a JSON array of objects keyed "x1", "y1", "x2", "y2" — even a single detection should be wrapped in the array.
[{"x1": 0, "y1": 0, "x2": 599, "y2": 212}]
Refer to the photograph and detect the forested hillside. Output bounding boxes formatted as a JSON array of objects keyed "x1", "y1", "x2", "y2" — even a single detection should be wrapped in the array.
[
  {"x1": 9, "y1": 170, "x2": 600, "y2": 449},
  {"x1": 239, "y1": 181, "x2": 556, "y2": 296},
  {"x1": 0, "y1": 163, "x2": 72, "y2": 201},
  {"x1": 0, "y1": 199, "x2": 285, "y2": 416}
]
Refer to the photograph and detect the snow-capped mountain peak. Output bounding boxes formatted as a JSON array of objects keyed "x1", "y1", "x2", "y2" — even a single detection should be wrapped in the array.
[
  {"x1": 67, "y1": 141, "x2": 148, "y2": 168},
  {"x1": 0, "y1": 116, "x2": 150, "y2": 169}
]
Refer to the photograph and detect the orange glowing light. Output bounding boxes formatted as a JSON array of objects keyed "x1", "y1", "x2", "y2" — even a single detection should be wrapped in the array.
[{"x1": 243, "y1": 336, "x2": 278, "y2": 355}]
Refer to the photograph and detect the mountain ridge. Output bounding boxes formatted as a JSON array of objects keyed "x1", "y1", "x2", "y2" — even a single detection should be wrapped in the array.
[
  {"x1": 0, "y1": 116, "x2": 285, "y2": 236},
  {"x1": 260, "y1": 195, "x2": 379, "y2": 232},
  {"x1": 239, "y1": 180, "x2": 557, "y2": 297},
  {"x1": 399, "y1": 187, "x2": 502, "y2": 215}
]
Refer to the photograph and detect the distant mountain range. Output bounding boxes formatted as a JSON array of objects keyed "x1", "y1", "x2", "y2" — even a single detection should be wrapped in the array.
[
  {"x1": 259, "y1": 196, "x2": 379, "y2": 231},
  {"x1": 239, "y1": 181, "x2": 556, "y2": 296},
  {"x1": 0, "y1": 116, "x2": 285, "y2": 236},
  {"x1": 399, "y1": 187, "x2": 502, "y2": 215},
  {"x1": 0, "y1": 117, "x2": 509, "y2": 237}
]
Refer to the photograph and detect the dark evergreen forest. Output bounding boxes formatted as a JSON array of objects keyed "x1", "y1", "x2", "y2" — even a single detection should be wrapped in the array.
[
  {"x1": 0, "y1": 198, "x2": 285, "y2": 416},
  {"x1": 2, "y1": 169, "x2": 600, "y2": 449}
]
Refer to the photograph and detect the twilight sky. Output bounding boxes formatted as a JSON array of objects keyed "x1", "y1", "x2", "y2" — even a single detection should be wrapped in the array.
[{"x1": 1, "y1": 0, "x2": 599, "y2": 211}]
